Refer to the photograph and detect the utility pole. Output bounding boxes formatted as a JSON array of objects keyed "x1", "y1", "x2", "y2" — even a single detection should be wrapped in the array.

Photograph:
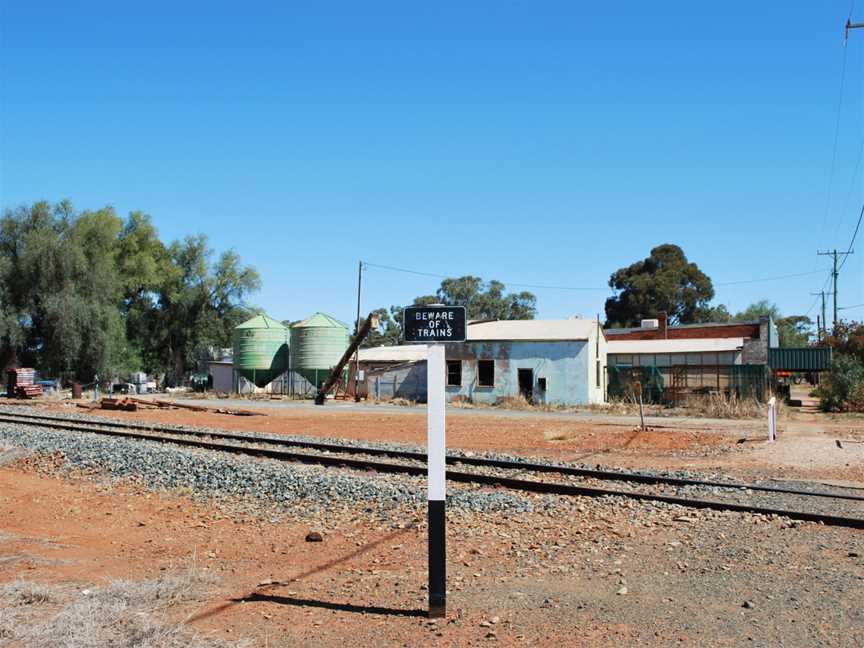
[
  {"x1": 817, "y1": 250, "x2": 853, "y2": 328},
  {"x1": 353, "y1": 261, "x2": 364, "y2": 402},
  {"x1": 811, "y1": 291, "x2": 828, "y2": 340},
  {"x1": 846, "y1": 17, "x2": 864, "y2": 43}
]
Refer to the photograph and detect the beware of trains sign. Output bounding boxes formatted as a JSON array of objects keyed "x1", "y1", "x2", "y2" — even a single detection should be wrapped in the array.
[{"x1": 403, "y1": 305, "x2": 466, "y2": 343}]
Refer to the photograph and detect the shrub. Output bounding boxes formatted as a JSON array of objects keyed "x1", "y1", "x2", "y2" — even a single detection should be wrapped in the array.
[{"x1": 818, "y1": 354, "x2": 864, "y2": 412}]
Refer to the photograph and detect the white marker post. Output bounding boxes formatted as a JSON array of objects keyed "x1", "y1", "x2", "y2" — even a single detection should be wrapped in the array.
[
  {"x1": 426, "y1": 343, "x2": 447, "y2": 617},
  {"x1": 767, "y1": 396, "x2": 777, "y2": 442},
  {"x1": 402, "y1": 304, "x2": 466, "y2": 619}
]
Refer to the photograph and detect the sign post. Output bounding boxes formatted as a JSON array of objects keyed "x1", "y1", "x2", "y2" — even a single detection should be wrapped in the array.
[
  {"x1": 767, "y1": 396, "x2": 776, "y2": 442},
  {"x1": 403, "y1": 305, "x2": 467, "y2": 618}
]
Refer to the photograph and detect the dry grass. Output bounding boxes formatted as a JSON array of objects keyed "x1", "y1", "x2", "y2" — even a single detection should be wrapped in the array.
[
  {"x1": 0, "y1": 580, "x2": 60, "y2": 606},
  {"x1": 449, "y1": 395, "x2": 476, "y2": 409},
  {"x1": 578, "y1": 399, "x2": 665, "y2": 417},
  {"x1": 676, "y1": 393, "x2": 772, "y2": 419},
  {"x1": 451, "y1": 394, "x2": 568, "y2": 413},
  {"x1": 543, "y1": 429, "x2": 577, "y2": 442},
  {"x1": 589, "y1": 394, "x2": 780, "y2": 420},
  {"x1": 366, "y1": 396, "x2": 417, "y2": 407},
  {"x1": 0, "y1": 567, "x2": 241, "y2": 648}
]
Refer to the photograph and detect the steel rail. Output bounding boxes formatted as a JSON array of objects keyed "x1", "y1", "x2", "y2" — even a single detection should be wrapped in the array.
[
  {"x1": 1, "y1": 410, "x2": 862, "y2": 503},
  {"x1": 1, "y1": 412, "x2": 863, "y2": 530},
  {"x1": 1, "y1": 410, "x2": 863, "y2": 503}
]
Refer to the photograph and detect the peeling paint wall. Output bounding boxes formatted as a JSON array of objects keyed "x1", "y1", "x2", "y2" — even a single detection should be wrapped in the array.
[{"x1": 444, "y1": 340, "x2": 602, "y2": 405}]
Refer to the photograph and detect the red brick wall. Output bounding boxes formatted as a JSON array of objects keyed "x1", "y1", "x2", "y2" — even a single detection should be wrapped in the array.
[{"x1": 608, "y1": 323, "x2": 760, "y2": 341}]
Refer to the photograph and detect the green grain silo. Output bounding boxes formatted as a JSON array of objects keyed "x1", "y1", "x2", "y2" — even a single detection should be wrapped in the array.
[
  {"x1": 289, "y1": 312, "x2": 350, "y2": 388},
  {"x1": 232, "y1": 315, "x2": 289, "y2": 388}
]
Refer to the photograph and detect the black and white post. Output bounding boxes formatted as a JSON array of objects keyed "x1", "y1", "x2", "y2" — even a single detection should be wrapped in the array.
[
  {"x1": 426, "y1": 343, "x2": 446, "y2": 617},
  {"x1": 402, "y1": 304, "x2": 466, "y2": 619},
  {"x1": 767, "y1": 396, "x2": 776, "y2": 442}
]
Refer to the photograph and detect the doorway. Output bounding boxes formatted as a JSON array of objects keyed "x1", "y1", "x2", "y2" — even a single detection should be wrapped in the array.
[{"x1": 518, "y1": 368, "x2": 533, "y2": 403}]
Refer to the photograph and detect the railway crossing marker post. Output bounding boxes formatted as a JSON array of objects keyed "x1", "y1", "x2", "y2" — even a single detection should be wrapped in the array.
[
  {"x1": 403, "y1": 304, "x2": 467, "y2": 618},
  {"x1": 767, "y1": 396, "x2": 776, "y2": 442}
]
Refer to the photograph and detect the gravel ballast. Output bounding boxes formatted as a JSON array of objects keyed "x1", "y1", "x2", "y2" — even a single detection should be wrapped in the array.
[{"x1": 0, "y1": 421, "x2": 536, "y2": 515}]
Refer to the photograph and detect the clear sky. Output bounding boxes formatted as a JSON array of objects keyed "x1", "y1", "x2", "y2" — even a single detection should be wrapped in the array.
[{"x1": 2, "y1": 1, "x2": 863, "y2": 326}]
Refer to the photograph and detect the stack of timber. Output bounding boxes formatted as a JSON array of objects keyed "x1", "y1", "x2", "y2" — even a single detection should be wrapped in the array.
[
  {"x1": 92, "y1": 396, "x2": 263, "y2": 417},
  {"x1": 6, "y1": 368, "x2": 43, "y2": 399}
]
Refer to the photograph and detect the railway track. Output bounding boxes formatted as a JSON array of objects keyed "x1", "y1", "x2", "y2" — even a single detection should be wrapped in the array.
[{"x1": 1, "y1": 408, "x2": 863, "y2": 529}]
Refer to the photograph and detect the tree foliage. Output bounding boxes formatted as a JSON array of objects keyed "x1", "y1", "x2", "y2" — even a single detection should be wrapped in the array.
[
  {"x1": 816, "y1": 321, "x2": 864, "y2": 411},
  {"x1": 605, "y1": 244, "x2": 714, "y2": 327},
  {"x1": 0, "y1": 201, "x2": 260, "y2": 384},
  {"x1": 361, "y1": 276, "x2": 537, "y2": 347},
  {"x1": 427, "y1": 276, "x2": 537, "y2": 320},
  {"x1": 723, "y1": 299, "x2": 812, "y2": 347}
]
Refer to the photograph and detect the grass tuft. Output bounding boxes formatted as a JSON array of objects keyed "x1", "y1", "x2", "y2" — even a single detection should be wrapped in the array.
[{"x1": 0, "y1": 568, "x2": 240, "y2": 648}]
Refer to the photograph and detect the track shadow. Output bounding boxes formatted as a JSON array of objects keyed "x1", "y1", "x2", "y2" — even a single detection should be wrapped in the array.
[{"x1": 237, "y1": 592, "x2": 425, "y2": 617}]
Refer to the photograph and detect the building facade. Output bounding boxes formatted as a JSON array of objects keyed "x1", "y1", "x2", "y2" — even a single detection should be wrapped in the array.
[
  {"x1": 357, "y1": 319, "x2": 608, "y2": 406},
  {"x1": 605, "y1": 313, "x2": 778, "y2": 395}
]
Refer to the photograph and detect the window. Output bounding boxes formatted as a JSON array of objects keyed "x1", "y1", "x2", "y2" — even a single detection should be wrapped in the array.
[
  {"x1": 596, "y1": 360, "x2": 600, "y2": 387},
  {"x1": 477, "y1": 360, "x2": 494, "y2": 387},
  {"x1": 446, "y1": 360, "x2": 462, "y2": 387}
]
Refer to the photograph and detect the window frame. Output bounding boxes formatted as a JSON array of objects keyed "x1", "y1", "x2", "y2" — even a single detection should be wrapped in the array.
[
  {"x1": 477, "y1": 359, "x2": 495, "y2": 387},
  {"x1": 446, "y1": 360, "x2": 462, "y2": 387}
]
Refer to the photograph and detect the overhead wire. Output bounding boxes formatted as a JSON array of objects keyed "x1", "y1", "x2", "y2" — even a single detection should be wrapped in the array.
[
  {"x1": 363, "y1": 261, "x2": 833, "y2": 292},
  {"x1": 838, "y1": 202, "x2": 864, "y2": 271},
  {"x1": 820, "y1": 4, "x2": 854, "y2": 252}
]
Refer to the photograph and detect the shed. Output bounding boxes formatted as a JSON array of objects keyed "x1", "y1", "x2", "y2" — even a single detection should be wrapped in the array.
[
  {"x1": 360, "y1": 319, "x2": 607, "y2": 406},
  {"x1": 207, "y1": 359, "x2": 234, "y2": 393},
  {"x1": 447, "y1": 318, "x2": 607, "y2": 406}
]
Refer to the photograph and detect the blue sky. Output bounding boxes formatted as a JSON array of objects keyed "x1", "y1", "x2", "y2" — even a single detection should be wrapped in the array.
[{"x1": 2, "y1": 2, "x2": 863, "y2": 325}]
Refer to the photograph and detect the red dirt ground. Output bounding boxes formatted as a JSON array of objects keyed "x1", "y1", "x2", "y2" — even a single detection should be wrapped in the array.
[{"x1": 41, "y1": 401, "x2": 737, "y2": 461}]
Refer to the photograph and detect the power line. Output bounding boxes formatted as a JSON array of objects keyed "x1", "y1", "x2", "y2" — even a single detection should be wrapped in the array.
[
  {"x1": 819, "y1": 26, "x2": 851, "y2": 252},
  {"x1": 363, "y1": 262, "x2": 605, "y2": 292},
  {"x1": 838, "y1": 201, "x2": 864, "y2": 271},
  {"x1": 714, "y1": 269, "x2": 834, "y2": 286},
  {"x1": 805, "y1": 271, "x2": 834, "y2": 317},
  {"x1": 364, "y1": 261, "x2": 833, "y2": 292}
]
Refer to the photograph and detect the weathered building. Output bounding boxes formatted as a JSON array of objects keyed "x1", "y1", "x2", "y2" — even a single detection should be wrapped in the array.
[
  {"x1": 357, "y1": 345, "x2": 429, "y2": 401},
  {"x1": 357, "y1": 319, "x2": 608, "y2": 406},
  {"x1": 605, "y1": 313, "x2": 778, "y2": 395}
]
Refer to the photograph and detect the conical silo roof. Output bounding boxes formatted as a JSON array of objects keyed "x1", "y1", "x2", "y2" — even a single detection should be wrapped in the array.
[
  {"x1": 291, "y1": 312, "x2": 348, "y2": 329},
  {"x1": 235, "y1": 314, "x2": 288, "y2": 330}
]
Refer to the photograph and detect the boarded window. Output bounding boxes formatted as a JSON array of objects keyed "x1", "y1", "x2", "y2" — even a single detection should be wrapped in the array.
[
  {"x1": 478, "y1": 360, "x2": 494, "y2": 387},
  {"x1": 446, "y1": 360, "x2": 462, "y2": 387}
]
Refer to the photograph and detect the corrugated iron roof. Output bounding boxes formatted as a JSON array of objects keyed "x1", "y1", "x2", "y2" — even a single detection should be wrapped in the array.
[
  {"x1": 358, "y1": 345, "x2": 429, "y2": 362},
  {"x1": 467, "y1": 319, "x2": 598, "y2": 342},
  {"x1": 608, "y1": 338, "x2": 745, "y2": 354}
]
